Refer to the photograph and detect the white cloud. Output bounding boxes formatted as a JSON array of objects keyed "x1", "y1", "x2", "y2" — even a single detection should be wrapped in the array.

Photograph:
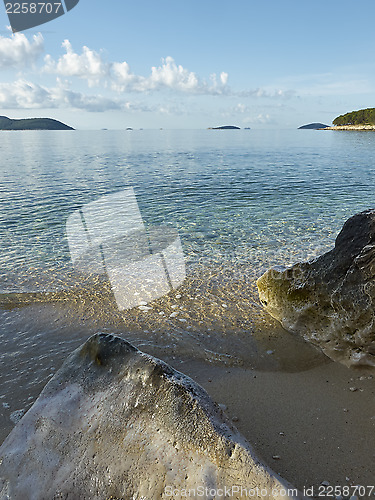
[
  {"x1": 145, "y1": 56, "x2": 200, "y2": 92},
  {"x1": 219, "y1": 103, "x2": 275, "y2": 126},
  {"x1": 0, "y1": 79, "x2": 50, "y2": 108},
  {"x1": 0, "y1": 32, "x2": 44, "y2": 68},
  {"x1": 220, "y1": 72, "x2": 228, "y2": 85},
  {"x1": 111, "y1": 61, "x2": 137, "y2": 91},
  {"x1": 44, "y1": 40, "x2": 109, "y2": 87},
  {"x1": 131, "y1": 57, "x2": 228, "y2": 95},
  {"x1": 238, "y1": 88, "x2": 296, "y2": 99}
]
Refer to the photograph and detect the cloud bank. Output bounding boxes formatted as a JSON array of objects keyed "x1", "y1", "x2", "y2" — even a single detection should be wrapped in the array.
[
  {"x1": 0, "y1": 79, "x2": 171, "y2": 113},
  {"x1": 0, "y1": 34, "x2": 295, "y2": 113},
  {"x1": 43, "y1": 41, "x2": 296, "y2": 99}
]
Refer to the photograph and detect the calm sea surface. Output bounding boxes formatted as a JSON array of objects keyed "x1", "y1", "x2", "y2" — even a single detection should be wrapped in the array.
[{"x1": 1, "y1": 128, "x2": 375, "y2": 440}]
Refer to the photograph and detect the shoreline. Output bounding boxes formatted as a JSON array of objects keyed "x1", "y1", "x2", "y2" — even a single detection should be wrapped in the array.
[
  {"x1": 323, "y1": 125, "x2": 375, "y2": 130},
  {"x1": 2, "y1": 340, "x2": 374, "y2": 497}
]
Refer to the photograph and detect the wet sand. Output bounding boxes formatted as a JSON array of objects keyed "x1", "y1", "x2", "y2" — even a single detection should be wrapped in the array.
[{"x1": 179, "y1": 358, "x2": 375, "y2": 496}]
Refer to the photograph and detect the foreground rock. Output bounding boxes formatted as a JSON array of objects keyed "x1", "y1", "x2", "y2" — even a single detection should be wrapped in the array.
[
  {"x1": 0, "y1": 333, "x2": 303, "y2": 499},
  {"x1": 257, "y1": 209, "x2": 375, "y2": 368}
]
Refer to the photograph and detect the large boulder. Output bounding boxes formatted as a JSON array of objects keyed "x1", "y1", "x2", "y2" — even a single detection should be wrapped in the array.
[
  {"x1": 257, "y1": 209, "x2": 375, "y2": 368},
  {"x1": 0, "y1": 333, "x2": 303, "y2": 499}
]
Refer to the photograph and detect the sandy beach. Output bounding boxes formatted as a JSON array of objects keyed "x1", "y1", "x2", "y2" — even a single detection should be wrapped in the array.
[
  {"x1": 2, "y1": 331, "x2": 374, "y2": 498},
  {"x1": 176, "y1": 357, "x2": 375, "y2": 497},
  {"x1": 1, "y1": 298, "x2": 374, "y2": 497}
]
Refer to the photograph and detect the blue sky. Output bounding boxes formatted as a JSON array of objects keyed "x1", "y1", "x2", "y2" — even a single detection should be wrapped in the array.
[{"x1": 1, "y1": 0, "x2": 375, "y2": 129}]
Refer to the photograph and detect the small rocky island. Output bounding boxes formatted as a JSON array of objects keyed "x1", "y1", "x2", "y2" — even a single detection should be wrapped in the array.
[
  {"x1": 0, "y1": 116, "x2": 74, "y2": 131},
  {"x1": 208, "y1": 125, "x2": 241, "y2": 130},
  {"x1": 298, "y1": 123, "x2": 328, "y2": 130}
]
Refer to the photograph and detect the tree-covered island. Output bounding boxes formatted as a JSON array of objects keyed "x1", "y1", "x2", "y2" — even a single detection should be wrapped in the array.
[
  {"x1": 0, "y1": 116, "x2": 74, "y2": 130},
  {"x1": 333, "y1": 108, "x2": 375, "y2": 126}
]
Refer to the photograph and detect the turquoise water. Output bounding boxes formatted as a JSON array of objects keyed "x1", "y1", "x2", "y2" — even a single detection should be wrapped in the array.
[{"x1": 1, "y1": 129, "x2": 375, "y2": 439}]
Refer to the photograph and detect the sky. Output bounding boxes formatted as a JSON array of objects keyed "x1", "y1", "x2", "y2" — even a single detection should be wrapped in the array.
[{"x1": 1, "y1": 0, "x2": 375, "y2": 129}]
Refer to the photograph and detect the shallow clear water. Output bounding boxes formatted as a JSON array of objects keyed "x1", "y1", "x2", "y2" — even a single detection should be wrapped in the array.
[{"x1": 1, "y1": 128, "x2": 375, "y2": 440}]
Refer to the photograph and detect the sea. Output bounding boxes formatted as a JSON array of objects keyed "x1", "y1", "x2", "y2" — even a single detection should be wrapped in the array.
[{"x1": 1, "y1": 128, "x2": 375, "y2": 441}]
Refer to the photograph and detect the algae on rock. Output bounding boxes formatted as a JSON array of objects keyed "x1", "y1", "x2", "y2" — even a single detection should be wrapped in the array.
[{"x1": 257, "y1": 209, "x2": 375, "y2": 368}]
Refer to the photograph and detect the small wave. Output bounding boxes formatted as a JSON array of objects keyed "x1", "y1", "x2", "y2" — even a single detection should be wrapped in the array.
[
  {"x1": 0, "y1": 263, "x2": 328, "y2": 373},
  {"x1": 0, "y1": 271, "x2": 113, "y2": 308}
]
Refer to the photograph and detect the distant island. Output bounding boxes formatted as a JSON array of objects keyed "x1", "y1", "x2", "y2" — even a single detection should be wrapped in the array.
[
  {"x1": 298, "y1": 123, "x2": 329, "y2": 130},
  {"x1": 208, "y1": 125, "x2": 240, "y2": 130},
  {"x1": 0, "y1": 116, "x2": 74, "y2": 131}
]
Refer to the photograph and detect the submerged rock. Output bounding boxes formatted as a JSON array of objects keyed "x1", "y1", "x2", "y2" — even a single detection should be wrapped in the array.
[
  {"x1": 0, "y1": 333, "x2": 303, "y2": 499},
  {"x1": 257, "y1": 209, "x2": 375, "y2": 368}
]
